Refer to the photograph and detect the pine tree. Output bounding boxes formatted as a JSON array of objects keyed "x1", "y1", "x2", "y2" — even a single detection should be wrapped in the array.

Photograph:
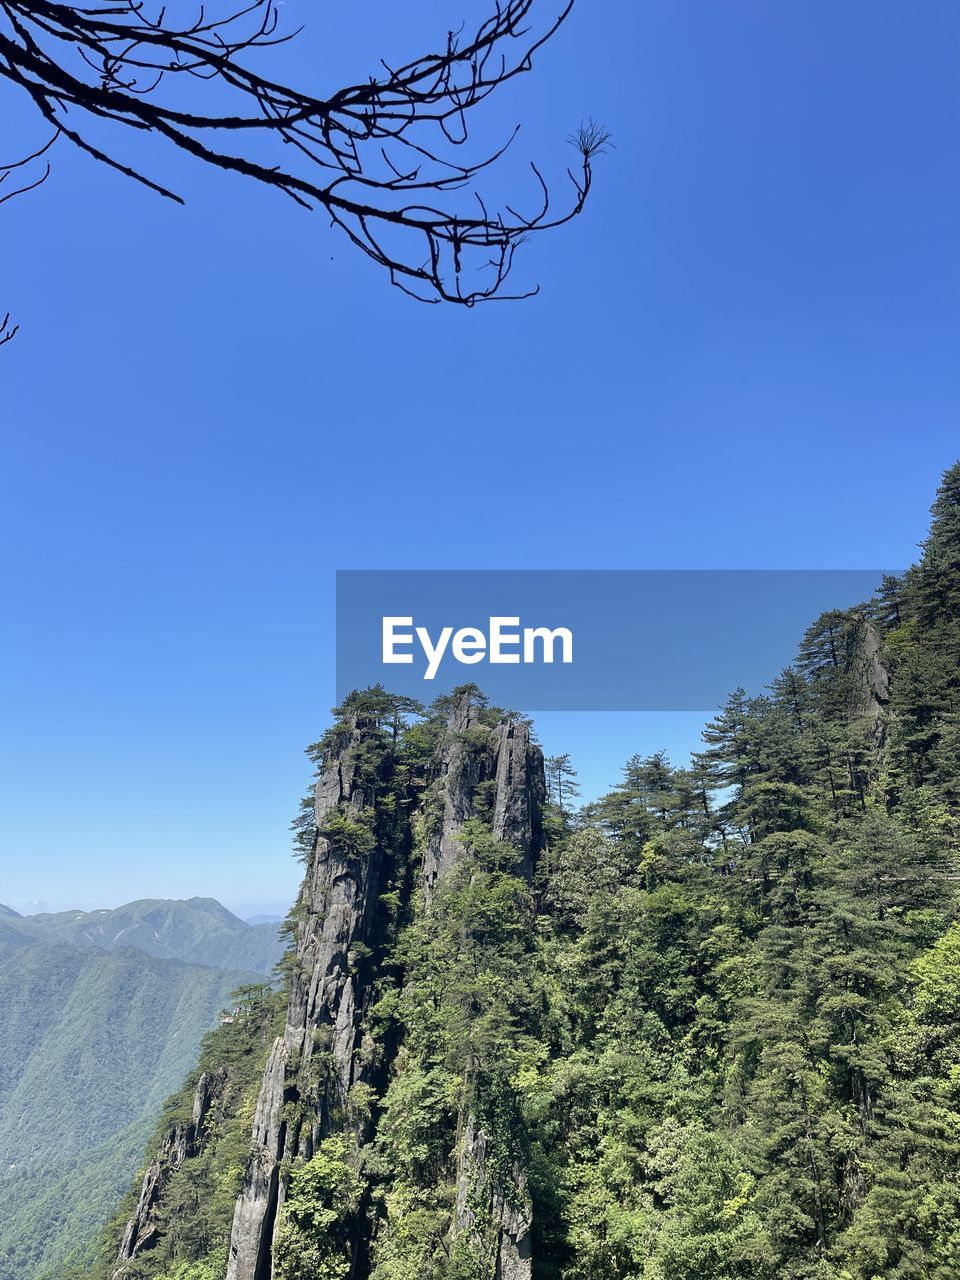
[{"x1": 544, "y1": 754, "x2": 581, "y2": 826}]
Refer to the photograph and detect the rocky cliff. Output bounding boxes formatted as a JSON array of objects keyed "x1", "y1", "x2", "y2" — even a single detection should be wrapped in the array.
[
  {"x1": 226, "y1": 703, "x2": 403, "y2": 1280},
  {"x1": 850, "y1": 616, "x2": 891, "y2": 747},
  {"x1": 114, "y1": 1071, "x2": 221, "y2": 1274},
  {"x1": 87, "y1": 467, "x2": 960, "y2": 1280},
  {"x1": 426, "y1": 693, "x2": 543, "y2": 1279},
  {"x1": 423, "y1": 692, "x2": 544, "y2": 895},
  {"x1": 221, "y1": 687, "x2": 545, "y2": 1280}
]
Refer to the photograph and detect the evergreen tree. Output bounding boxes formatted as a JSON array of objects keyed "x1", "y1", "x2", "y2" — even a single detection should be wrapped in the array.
[
  {"x1": 544, "y1": 754, "x2": 581, "y2": 827},
  {"x1": 82, "y1": 462, "x2": 960, "y2": 1280}
]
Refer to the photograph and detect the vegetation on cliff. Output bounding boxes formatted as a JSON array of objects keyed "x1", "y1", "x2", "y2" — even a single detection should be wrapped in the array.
[{"x1": 93, "y1": 463, "x2": 960, "y2": 1279}]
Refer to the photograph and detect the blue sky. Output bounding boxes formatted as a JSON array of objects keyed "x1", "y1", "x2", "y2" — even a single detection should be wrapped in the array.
[{"x1": 1, "y1": 1, "x2": 959, "y2": 917}]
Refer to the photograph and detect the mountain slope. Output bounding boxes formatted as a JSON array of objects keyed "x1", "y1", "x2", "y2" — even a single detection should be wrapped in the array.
[
  {"x1": 91, "y1": 461, "x2": 960, "y2": 1280},
  {"x1": 0, "y1": 941, "x2": 262, "y2": 1280},
  {"x1": 6, "y1": 897, "x2": 283, "y2": 975}
]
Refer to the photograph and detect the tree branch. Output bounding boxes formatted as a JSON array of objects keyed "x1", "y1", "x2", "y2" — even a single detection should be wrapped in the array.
[{"x1": 0, "y1": 0, "x2": 605, "y2": 307}]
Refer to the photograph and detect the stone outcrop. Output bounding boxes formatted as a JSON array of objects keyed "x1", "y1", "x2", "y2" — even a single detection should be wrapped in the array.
[
  {"x1": 113, "y1": 1071, "x2": 220, "y2": 1277},
  {"x1": 850, "y1": 618, "x2": 890, "y2": 717},
  {"x1": 224, "y1": 1041, "x2": 290, "y2": 1280},
  {"x1": 227, "y1": 711, "x2": 397, "y2": 1280},
  {"x1": 227, "y1": 690, "x2": 545, "y2": 1280},
  {"x1": 425, "y1": 691, "x2": 544, "y2": 1280},
  {"x1": 850, "y1": 617, "x2": 891, "y2": 752},
  {"x1": 422, "y1": 691, "x2": 545, "y2": 897},
  {"x1": 454, "y1": 1114, "x2": 533, "y2": 1280},
  {"x1": 491, "y1": 717, "x2": 546, "y2": 881}
]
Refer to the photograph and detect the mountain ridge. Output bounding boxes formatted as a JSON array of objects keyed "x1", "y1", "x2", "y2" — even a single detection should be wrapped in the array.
[
  {"x1": 0, "y1": 934, "x2": 265, "y2": 1280},
  {"x1": 3, "y1": 896, "x2": 283, "y2": 976}
]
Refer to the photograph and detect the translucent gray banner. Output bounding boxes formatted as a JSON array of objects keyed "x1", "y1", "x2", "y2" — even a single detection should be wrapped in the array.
[{"x1": 336, "y1": 570, "x2": 893, "y2": 711}]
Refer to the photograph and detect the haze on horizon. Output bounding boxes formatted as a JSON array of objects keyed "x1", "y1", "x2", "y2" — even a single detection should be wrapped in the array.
[{"x1": 3, "y1": 2, "x2": 958, "y2": 921}]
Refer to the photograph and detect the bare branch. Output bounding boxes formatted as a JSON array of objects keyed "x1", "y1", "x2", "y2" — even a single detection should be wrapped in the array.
[
  {"x1": 0, "y1": 311, "x2": 18, "y2": 345},
  {"x1": 0, "y1": 0, "x2": 605, "y2": 307},
  {"x1": 0, "y1": 134, "x2": 58, "y2": 343}
]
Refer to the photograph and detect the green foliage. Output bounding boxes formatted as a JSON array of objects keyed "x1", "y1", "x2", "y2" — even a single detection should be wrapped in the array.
[
  {"x1": 151, "y1": 1247, "x2": 228, "y2": 1279},
  {"x1": 321, "y1": 809, "x2": 378, "y2": 857},
  {"x1": 0, "y1": 942, "x2": 263, "y2": 1280},
  {"x1": 86, "y1": 991, "x2": 284, "y2": 1280},
  {"x1": 366, "y1": 823, "x2": 537, "y2": 1277},
  {"x1": 274, "y1": 1138, "x2": 362, "y2": 1280},
  {"x1": 518, "y1": 465, "x2": 960, "y2": 1280},
  {"x1": 0, "y1": 897, "x2": 283, "y2": 974},
  {"x1": 59, "y1": 466, "x2": 960, "y2": 1280}
]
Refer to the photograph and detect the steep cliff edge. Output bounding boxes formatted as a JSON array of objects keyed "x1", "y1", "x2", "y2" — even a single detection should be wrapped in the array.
[
  {"x1": 100, "y1": 985, "x2": 283, "y2": 1280},
  {"x1": 226, "y1": 698, "x2": 409, "y2": 1280},
  {"x1": 424, "y1": 693, "x2": 543, "y2": 1280},
  {"x1": 219, "y1": 687, "x2": 545, "y2": 1280},
  {"x1": 423, "y1": 692, "x2": 544, "y2": 897},
  {"x1": 114, "y1": 1071, "x2": 222, "y2": 1272}
]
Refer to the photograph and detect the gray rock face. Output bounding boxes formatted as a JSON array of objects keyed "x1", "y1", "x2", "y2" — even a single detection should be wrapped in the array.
[
  {"x1": 113, "y1": 1072, "x2": 219, "y2": 1277},
  {"x1": 454, "y1": 1113, "x2": 533, "y2": 1280},
  {"x1": 225, "y1": 1040, "x2": 289, "y2": 1280},
  {"x1": 850, "y1": 618, "x2": 891, "y2": 752},
  {"x1": 425, "y1": 693, "x2": 543, "y2": 1279},
  {"x1": 227, "y1": 713, "x2": 394, "y2": 1280},
  {"x1": 423, "y1": 692, "x2": 545, "y2": 899},
  {"x1": 227, "y1": 692, "x2": 545, "y2": 1280},
  {"x1": 491, "y1": 717, "x2": 546, "y2": 882},
  {"x1": 422, "y1": 692, "x2": 486, "y2": 895},
  {"x1": 851, "y1": 619, "x2": 891, "y2": 715}
]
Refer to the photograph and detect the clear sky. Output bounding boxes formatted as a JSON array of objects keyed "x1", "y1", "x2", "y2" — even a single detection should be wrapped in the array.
[{"x1": 2, "y1": 1, "x2": 959, "y2": 917}]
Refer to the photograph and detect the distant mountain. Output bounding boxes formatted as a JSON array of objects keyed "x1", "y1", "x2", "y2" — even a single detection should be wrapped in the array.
[
  {"x1": 0, "y1": 939, "x2": 260, "y2": 1280},
  {"x1": 7, "y1": 896, "x2": 284, "y2": 976},
  {"x1": 245, "y1": 912, "x2": 283, "y2": 925},
  {"x1": 0, "y1": 897, "x2": 285, "y2": 1278},
  {"x1": 0, "y1": 919, "x2": 28, "y2": 960},
  {"x1": 0, "y1": 903, "x2": 20, "y2": 918}
]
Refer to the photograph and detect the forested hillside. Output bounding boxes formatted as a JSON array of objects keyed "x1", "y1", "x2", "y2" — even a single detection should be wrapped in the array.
[
  {"x1": 0, "y1": 941, "x2": 261, "y2": 1280},
  {"x1": 0, "y1": 899, "x2": 283, "y2": 976},
  {"x1": 91, "y1": 463, "x2": 960, "y2": 1280}
]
